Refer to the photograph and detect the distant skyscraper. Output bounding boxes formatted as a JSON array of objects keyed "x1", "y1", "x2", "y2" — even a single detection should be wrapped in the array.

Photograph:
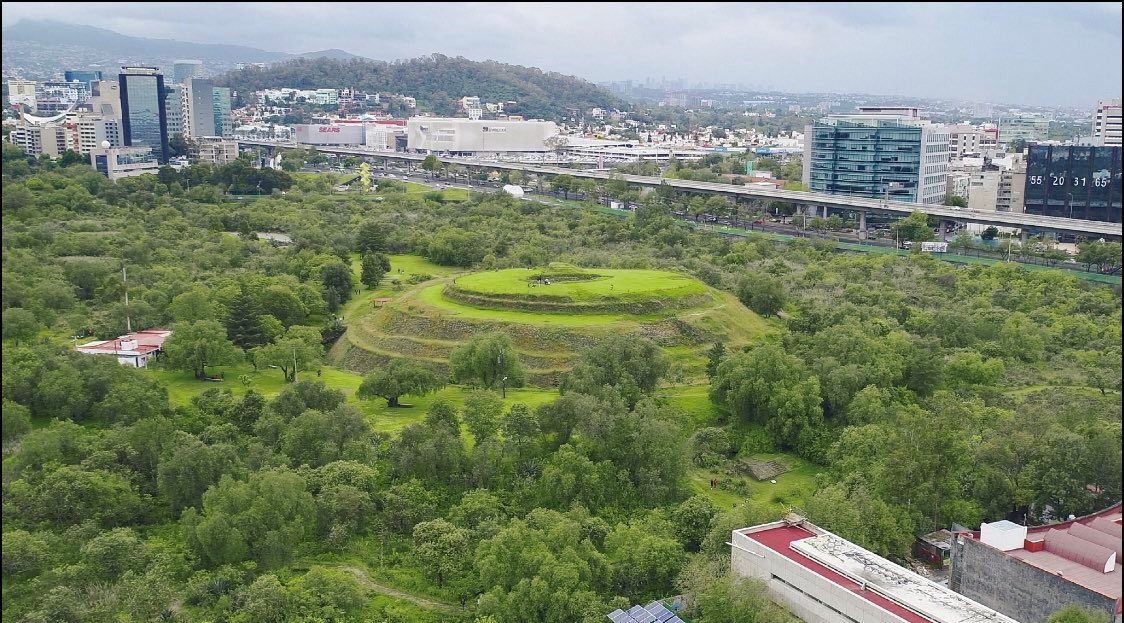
[
  {"x1": 182, "y1": 78, "x2": 216, "y2": 138},
  {"x1": 1093, "y1": 98, "x2": 1122, "y2": 147},
  {"x1": 172, "y1": 60, "x2": 204, "y2": 85},
  {"x1": 212, "y1": 87, "x2": 233, "y2": 137},
  {"x1": 118, "y1": 67, "x2": 169, "y2": 163},
  {"x1": 64, "y1": 70, "x2": 104, "y2": 90},
  {"x1": 165, "y1": 85, "x2": 183, "y2": 139}
]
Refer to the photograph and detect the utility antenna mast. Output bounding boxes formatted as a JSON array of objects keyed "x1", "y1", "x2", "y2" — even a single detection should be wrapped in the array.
[{"x1": 123, "y1": 266, "x2": 132, "y2": 333}]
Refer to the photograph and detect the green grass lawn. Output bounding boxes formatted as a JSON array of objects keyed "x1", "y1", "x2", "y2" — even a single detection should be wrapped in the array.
[
  {"x1": 149, "y1": 361, "x2": 557, "y2": 436},
  {"x1": 688, "y1": 452, "x2": 821, "y2": 513},
  {"x1": 452, "y1": 268, "x2": 705, "y2": 302},
  {"x1": 414, "y1": 282, "x2": 661, "y2": 326}
]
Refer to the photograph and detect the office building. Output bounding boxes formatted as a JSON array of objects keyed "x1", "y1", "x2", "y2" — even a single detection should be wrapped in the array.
[
  {"x1": 731, "y1": 514, "x2": 1018, "y2": 623},
  {"x1": 65, "y1": 114, "x2": 122, "y2": 154},
  {"x1": 950, "y1": 504, "x2": 1121, "y2": 623},
  {"x1": 172, "y1": 60, "x2": 204, "y2": 85},
  {"x1": 1023, "y1": 144, "x2": 1122, "y2": 223},
  {"x1": 212, "y1": 87, "x2": 233, "y2": 137},
  {"x1": 1093, "y1": 99, "x2": 1122, "y2": 147},
  {"x1": 85, "y1": 80, "x2": 121, "y2": 119},
  {"x1": 89, "y1": 143, "x2": 160, "y2": 180},
  {"x1": 194, "y1": 137, "x2": 240, "y2": 166},
  {"x1": 947, "y1": 171, "x2": 971, "y2": 201},
  {"x1": 182, "y1": 78, "x2": 216, "y2": 138},
  {"x1": 36, "y1": 80, "x2": 89, "y2": 113},
  {"x1": 7, "y1": 112, "x2": 67, "y2": 157},
  {"x1": 64, "y1": 70, "x2": 104, "y2": 90},
  {"x1": 118, "y1": 67, "x2": 169, "y2": 163},
  {"x1": 999, "y1": 114, "x2": 1049, "y2": 144},
  {"x1": 948, "y1": 125, "x2": 982, "y2": 158},
  {"x1": 165, "y1": 85, "x2": 183, "y2": 138},
  {"x1": 406, "y1": 117, "x2": 561, "y2": 153},
  {"x1": 8, "y1": 79, "x2": 37, "y2": 108},
  {"x1": 802, "y1": 106, "x2": 951, "y2": 204}
]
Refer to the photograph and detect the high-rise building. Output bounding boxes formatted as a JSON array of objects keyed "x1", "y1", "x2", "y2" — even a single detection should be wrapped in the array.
[
  {"x1": 63, "y1": 113, "x2": 122, "y2": 154},
  {"x1": 948, "y1": 125, "x2": 982, "y2": 158},
  {"x1": 118, "y1": 67, "x2": 169, "y2": 163},
  {"x1": 64, "y1": 70, "x2": 104, "y2": 90},
  {"x1": 182, "y1": 78, "x2": 216, "y2": 138},
  {"x1": 1093, "y1": 98, "x2": 1122, "y2": 147},
  {"x1": 172, "y1": 60, "x2": 204, "y2": 85},
  {"x1": 212, "y1": 87, "x2": 233, "y2": 137},
  {"x1": 6, "y1": 112, "x2": 67, "y2": 157},
  {"x1": 35, "y1": 81, "x2": 90, "y2": 113},
  {"x1": 1023, "y1": 144, "x2": 1122, "y2": 223},
  {"x1": 164, "y1": 85, "x2": 183, "y2": 139},
  {"x1": 802, "y1": 106, "x2": 951, "y2": 204}
]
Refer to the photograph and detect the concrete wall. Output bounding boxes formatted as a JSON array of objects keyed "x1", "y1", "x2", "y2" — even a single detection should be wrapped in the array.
[
  {"x1": 949, "y1": 535, "x2": 1115, "y2": 623},
  {"x1": 406, "y1": 117, "x2": 559, "y2": 153},
  {"x1": 731, "y1": 528, "x2": 906, "y2": 623}
]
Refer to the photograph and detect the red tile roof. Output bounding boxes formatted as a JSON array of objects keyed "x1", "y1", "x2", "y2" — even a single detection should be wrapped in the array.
[{"x1": 744, "y1": 524, "x2": 930, "y2": 623}]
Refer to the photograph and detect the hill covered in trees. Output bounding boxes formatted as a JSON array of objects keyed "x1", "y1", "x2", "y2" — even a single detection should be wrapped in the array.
[{"x1": 218, "y1": 54, "x2": 628, "y2": 119}]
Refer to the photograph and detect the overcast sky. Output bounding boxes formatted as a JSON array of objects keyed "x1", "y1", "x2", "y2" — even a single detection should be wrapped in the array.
[{"x1": 3, "y1": 2, "x2": 1121, "y2": 107}]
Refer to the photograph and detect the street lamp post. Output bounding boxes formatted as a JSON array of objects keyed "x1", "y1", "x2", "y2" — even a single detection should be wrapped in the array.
[{"x1": 501, "y1": 376, "x2": 508, "y2": 399}]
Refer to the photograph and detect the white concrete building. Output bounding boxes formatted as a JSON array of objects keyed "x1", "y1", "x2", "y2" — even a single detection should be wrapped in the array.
[
  {"x1": 406, "y1": 117, "x2": 559, "y2": 153},
  {"x1": 946, "y1": 171, "x2": 970, "y2": 201},
  {"x1": 90, "y1": 144, "x2": 160, "y2": 180},
  {"x1": 948, "y1": 125, "x2": 981, "y2": 158},
  {"x1": 7, "y1": 79, "x2": 37, "y2": 108},
  {"x1": 1092, "y1": 98, "x2": 1121, "y2": 147},
  {"x1": 194, "y1": 138, "x2": 240, "y2": 166},
  {"x1": 731, "y1": 515, "x2": 1018, "y2": 623}
]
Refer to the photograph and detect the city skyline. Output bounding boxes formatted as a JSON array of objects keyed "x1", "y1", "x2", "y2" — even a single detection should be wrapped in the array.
[{"x1": 2, "y1": 2, "x2": 1121, "y2": 108}]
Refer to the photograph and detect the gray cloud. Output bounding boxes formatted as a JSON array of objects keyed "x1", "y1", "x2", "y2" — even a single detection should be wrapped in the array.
[{"x1": 3, "y1": 1, "x2": 1120, "y2": 106}]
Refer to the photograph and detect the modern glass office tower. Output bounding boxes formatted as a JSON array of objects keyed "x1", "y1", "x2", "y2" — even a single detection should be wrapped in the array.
[
  {"x1": 118, "y1": 67, "x2": 169, "y2": 163},
  {"x1": 212, "y1": 87, "x2": 233, "y2": 137},
  {"x1": 1024, "y1": 145, "x2": 1122, "y2": 223},
  {"x1": 803, "y1": 107, "x2": 950, "y2": 204},
  {"x1": 172, "y1": 60, "x2": 203, "y2": 85}
]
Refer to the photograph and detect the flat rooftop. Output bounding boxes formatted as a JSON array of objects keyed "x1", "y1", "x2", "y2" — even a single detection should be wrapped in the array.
[
  {"x1": 965, "y1": 503, "x2": 1122, "y2": 600},
  {"x1": 742, "y1": 523, "x2": 1017, "y2": 623},
  {"x1": 75, "y1": 328, "x2": 171, "y2": 356}
]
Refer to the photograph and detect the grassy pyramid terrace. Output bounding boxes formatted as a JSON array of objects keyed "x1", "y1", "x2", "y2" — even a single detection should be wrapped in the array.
[{"x1": 330, "y1": 264, "x2": 772, "y2": 387}]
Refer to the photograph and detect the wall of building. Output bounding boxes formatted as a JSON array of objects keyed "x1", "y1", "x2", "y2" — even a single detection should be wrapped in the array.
[
  {"x1": 406, "y1": 118, "x2": 560, "y2": 153},
  {"x1": 949, "y1": 535, "x2": 1115, "y2": 623},
  {"x1": 294, "y1": 124, "x2": 366, "y2": 145},
  {"x1": 731, "y1": 528, "x2": 907, "y2": 623}
]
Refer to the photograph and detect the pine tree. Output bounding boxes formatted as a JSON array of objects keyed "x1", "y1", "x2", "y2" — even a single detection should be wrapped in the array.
[
  {"x1": 361, "y1": 253, "x2": 388, "y2": 288},
  {"x1": 705, "y1": 342, "x2": 726, "y2": 381},
  {"x1": 226, "y1": 289, "x2": 266, "y2": 349}
]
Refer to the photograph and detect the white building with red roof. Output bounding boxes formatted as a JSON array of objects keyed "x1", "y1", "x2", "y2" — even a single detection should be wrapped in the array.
[
  {"x1": 74, "y1": 328, "x2": 172, "y2": 368},
  {"x1": 950, "y1": 503, "x2": 1122, "y2": 623},
  {"x1": 731, "y1": 514, "x2": 1017, "y2": 623}
]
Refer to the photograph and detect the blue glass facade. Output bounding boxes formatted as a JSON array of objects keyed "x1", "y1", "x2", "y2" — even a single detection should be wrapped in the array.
[
  {"x1": 64, "y1": 70, "x2": 103, "y2": 89},
  {"x1": 119, "y1": 71, "x2": 169, "y2": 163},
  {"x1": 1024, "y1": 145, "x2": 1121, "y2": 223},
  {"x1": 808, "y1": 120, "x2": 923, "y2": 202}
]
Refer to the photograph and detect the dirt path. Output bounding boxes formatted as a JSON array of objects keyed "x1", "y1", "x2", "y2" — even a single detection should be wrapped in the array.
[{"x1": 333, "y1": 565, "x2": 463, "y2": 614}]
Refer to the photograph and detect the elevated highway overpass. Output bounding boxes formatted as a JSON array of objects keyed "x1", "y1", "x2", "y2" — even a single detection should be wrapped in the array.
[{"x1": 237, "y1": 140, "x2": 1122, "y2": 240}]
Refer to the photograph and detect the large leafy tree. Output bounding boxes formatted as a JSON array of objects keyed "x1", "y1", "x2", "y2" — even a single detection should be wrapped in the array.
[
  {"x1": 357, "y1": 357, "x2": 442, "y2": 407},
  {"x1": 181, "y1": 469, "x2": 315, "y2": 568},
  {"x1": 709, "y1": 345, "x2": 823, "y2": 450},
  {"x1": 735, "y1": 273, "x2": 787, "y2": 317},
  {"x1": 561, "y1": 335, "x2": 669, "y2": 410},
  {"x1": 412, "y1": 518, "x2": 471, "y2": 588},
  {"x1": 162, "y1": 320, "x2": 242, "y2": 379},
  {"x1": 253, "y1": 326, "x2": 323, "y2": 383},
  {"x1": 449, "y1": 332, "x2": 524, "y2": 389}
]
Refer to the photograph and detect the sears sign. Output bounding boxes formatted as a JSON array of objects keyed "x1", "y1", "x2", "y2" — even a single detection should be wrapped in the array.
[{"x1": 295, "y1": 124, "x2": 364, "y2": 145}]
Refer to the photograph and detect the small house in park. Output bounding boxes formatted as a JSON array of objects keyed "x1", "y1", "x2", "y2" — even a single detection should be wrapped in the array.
[{"x1": 75, "y1": 329, "x2": 172, "y2": 368}]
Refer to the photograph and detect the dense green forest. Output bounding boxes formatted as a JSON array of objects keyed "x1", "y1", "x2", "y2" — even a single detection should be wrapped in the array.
[
  {"x1": 2, "y1": 142, "x2": 1121, "y2": 623},
  {"x1": 218, "y1": 55, "x2": 627, "y2": 120}
]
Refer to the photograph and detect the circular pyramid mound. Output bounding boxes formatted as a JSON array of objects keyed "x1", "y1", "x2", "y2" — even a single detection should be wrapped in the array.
[{"x1": 330, "y1": 265, "x2": 769, "y2": 387}]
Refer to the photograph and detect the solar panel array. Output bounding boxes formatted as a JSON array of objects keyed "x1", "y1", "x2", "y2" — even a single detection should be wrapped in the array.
[{"x1": 606, "y1": 601, "x2": 684, "y2": 623}]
